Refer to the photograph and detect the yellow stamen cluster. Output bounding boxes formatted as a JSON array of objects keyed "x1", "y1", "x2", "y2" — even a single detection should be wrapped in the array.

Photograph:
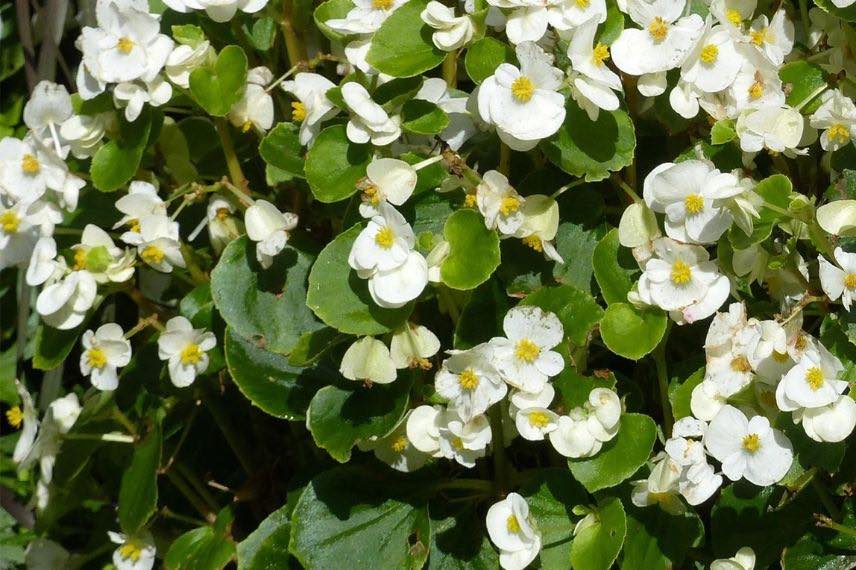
[
  {"x1": 362, "y1": 184, "x2": 381, "y2": 205},
  {"x1": 464, "y1": 193, "x2": 477, "y2": 208},
  {"x1": 648, "y1": 17, "x2": 669, "y2": 41},
  {"x1": 6, "y1": 406, "x2": 23, "y2": 429},
  {"x1": 409, "y1": 357, "x2": 432, "y2": 370},
  {"x1": 117, "y1": 37, "x2": 135, "y2": 54},
  {"x1": 805, "y1": 367, "x2": 825, "y2": 391},
  {"x1": 511, "y1": 76, "x2": 535, "y2": 103},
  {"x1": 592, "y1": 43, "x2": 610, "y2": 66},
  {"x1": 506, "y1": 515, "x2": 521, "y2": 533},
  {"x1": 118, "y1": 542, "x2": 143, "y2": 562},
  {"x1": 140, "y1": 245, "x2": 165, "y2": 265},
  {"x1": 499, "y1": 196, "x2": 521, "y2": 216},
  {"x1": 391, "y1": 435, "x2": 408, "y2": 453},
  {"x1": 0, "y1": 210, "x2": 20, "y2": 234},
  {"x1": 575, "y1": 0, "x2": 590, "y2": 7},
  {"x1": 128, "y1": 218, "x2": 141, "y2": 233},
  {"x1": 21, "y1": 154, "x2": 40, "y2": 174},
  {"x1": 522, "y1": 235, "x2": 543, "y2": 252},
  {"x1": 216, "y1": 207, "x2": 231, "y2": 221},
  {"x1": 459, "y1": 368, "x2": 480, "y2": 390},
  {"x1": 180, "y1": 343, "x2": 204, "y2": 366},
  {"x1": 451, "y1": 436, "x2": 464, "y2": 449},
  {"x1": 741, "y1": 433, "x2": 760, "y2": 453},
  {"x1": 684, "y1": 194, "x2": 704, "y2": 215},
  {"x1": 241, "y1": 120, "x2": 254, "y2": 133},
  {"x1": 73, "y1": 248, "x2": 88, "y2": 271},
  {"x1": 374, "y1": 226, "x2": 395, "y2": 249},
  {"x1": 700, "y1": 44, "x2": 719, "y2": 64},
  {"x1": 292, "y1": 101, "x2": 307, "y2": 122},
  {"x1": 515, "y1": 338, "x2": 541, "y2": 363},
  {"x1": 87, "y1": 347, "x2": 108, "y2": 369},
  {"x1": 372, "y1": 0, "x2": 393, "y2": 9},
  {"x1": 528, "y1": 411, "x2": 551, "y2": 428},
  {"x1": 730, "y1": 356, "x2": 751, "y2": 373},
  {"x1": 671, "y1": 260, "x2": 692, "y2": 285},
  {"x1": 748, "y1": 81, "x2": 764, "y2": 100},
  {"x1": 750, "y1": 28, "x2": 767, "y2": 46},
  {"x1": 726, "y1": 9, "x2": 743, "y2": 26},
  {"x1": 827, "y1": 124, "x2": 850, "y2": 145},
  {"x1": 844, "y1": 274, "x2": 856, "y2": 290}
]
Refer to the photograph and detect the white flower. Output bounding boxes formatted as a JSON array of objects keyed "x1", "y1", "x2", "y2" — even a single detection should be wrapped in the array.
[
  {"x1": 358, "y1": 414, "x2": 430, "y2": 472},
  {"x1": 0, "y1": 136, "x2": 69, "y2": 204},
  {"x1": 9, "y1": 380, "x2": 39, "y2": 464},
  {"x1": 349, "y1": 203, "x2": 415, "y2": 274},
  {"x1": 162, "y1": 0, "x2": 269, "y2": 22},
  {"x1": 0, "y1": 201, "x2": 41, "y2": 272},
  {"x1": 477, "y1": 42, "x2": 566, "y2": 151},
  {"x1": 704, "y1": 405, "x2": 793, "y2": 486},
  {"x1": 643, "y1": 160, "x2": 744, "y2": 244},
  {"x1": 711, "y1": 547, "x2": 756, "y2": 570},
  {"x1": 816, "y1": 201, "x2": 856, "y2": 237},
  {"x1": 690, "y1": 380, "x2": 728, "y2": 421},
  {"x1": 339, "y1": 336, "x2": 397, "y2": 384},
  {"x1": 796, "y1": 395, "x2": 856, "y2": 443},
  {"x1": 406, "y1": 404, "x2": 445, "y2": 457},
  {"x1": 390, "y1": 323, "x2": 441, "y2": 369},
  {"x1": 436, "y1": 409, "x2": 492, "y2": 467},
  {"x1": 710, "y1": 0, "x2": 756, "y2": 32},
  {"x1": 490, "y1": 306, "x2": 564, "y2": 393},
  {"x1": 736, "y1": 105, "x2": 804, "y2": 155},
  {"x1": 513, "y1": 194, "x2": 563, "y2": 263},
  {"x1": 23, "y1": 81, "x2": 73, "y2": 154},
  {"x1": 476, "y1": 170, "x2": 526, "y2": 235},
  {"x1": 342, "y1": 82, "x2": 401, "y2": 146},
  {"x1": 631, "y1": 455, "x2": 686, "y2": 514},
  {"x1": 123, "y1": 214, "x2": 185, "y2": 273},
  {"x1": 326, "y1": 0, "x2": 406, "y2": 34},
  {"x1": 776, "y1": 349, "x2": 846, "y2": 410},
  {"x1": 113, "y1": 77, "x2": 173, "y2": 122},
  {"x1": 204, "y1": 194, "x2": 243, "y2": 254},
  {"x1": 26, "y1": 237, "x2": 59, "y2": 286},
  {"x1": 60, "y1": 112, "x2": 113, "y2": 159},
  {"x1": 727, "y1": 48, "x2": 785, "y2": 115},
  {"x1": 435, "y1": 344, "x2": 507, "y2": 421},
  {"x1": 73, "y1": 224, "x2": 136, "y2": 283},
  {"x1": 514, "y1": 406, "x2": 559, "y2": 441},
  {"x1": 357, "y1": 158, "x2": 417, "y2": 218},
  {"x1": 244, "y1": 200, "x2": 298, "y2": 269},
  {"x1": 567, "y1": 17, "x2": 623, "y2": 122},
  {"x1": 165, "y1": 40, "x2": 214, "y2": 88},
  {"x1": 611, "y1": 0, "x2": 704, "y2": 81},
  {"x1": 107, "y1": 531, "x2": 156, "y2": 570},
  {"x1": 367, "y1": 251, "x2": 429, "y2": 308},
  {"x1": 587, "y1": 388, "x2": 622, "y2": 439},
  {"x1": 810, "y1": 90, "x2": 856, "y2": 152},
  {"x1": 818, "y1": 248, "x2": 856, "y2": 310},
  {"x1": 704, "y1": 302, "x2": 749, "y2": 355},
  {"x1": 549, "y1": 408, "x2": 602, "y2": 458},
  {"x1": 157, "y1": 316, "x2": 216, "y2": 387},
  {"x1": 114, "y1": 181, "x2": 166, "y2": 231},
  {"x1": 415, "y1": 78, "x2": 477, "y2": 151},
  {"x1": 680, "y1": 24, "x2": 742, "y2": 94},
  {"x1": 747, "y1": 10, "x2": 793, "y2": 66},
  {"x1": 421, "y1": 2, "x2": 475, "y2": 51},
  {"x1": 36, "y1": 270, "x2": 98, "y2": 330},
  {"x1": 229, "y1": 67, "x2": 274, "y2": 133},
  {"x1": 742, "y1": 319, "x2": 790, "y2": 380},
  {"x1": 636, "y1": 238, "x2": 731, "y2": 324},
  {"x1": 80, "y1": 324, "x2": 132, "y2": 390},
  {"x1": 281, "y1": 73, "x2": 339, "y2": 147},
  {"x1": 486, "y1": 493, "x2": 542, "y2": 570}
]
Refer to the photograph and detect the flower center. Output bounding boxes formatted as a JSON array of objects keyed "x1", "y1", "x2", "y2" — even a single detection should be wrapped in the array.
[
  {"x1": 528, "y1": 411, "x2": 551, "y2": 428},
  {"x1": 391, "y1": 435, "x2": 408, "y2": 453},
  {"x1": 451, "y1": 436, "x2": 464, "y2": 449},
  {"x1": 140, "y1": 245, "x2": 165, "y2": 265},
  {"x1": 128, "y1": 218, "x2": 141, "y2": 233},
  {"x1": 730, "y1": 356, "x2": 751, "y2": 373},
  {"x1": 374, "y1": 226, "x2": 395, "y2": 249},
  {"x1": 648, "y1": 17, "x2": 669, "y2": 41},
  {"x1": 515, "y1": 338, "x2": 541, "y2": 363},
  {"x1": 750, "y1": 28, "x2": 768, "y2": 46},
  {"x1": 73, "y1": 248, "x2": 88, "y2": 271},
  {"x1": 700, "y1": 44, "x2": 719, "y2": 64},
  {"x1": 372, "y1": 0, "x2": 393, "y2": 9},
  {"x1": 241, "y1": 120, "x2": 254, "y2": 132},
  {"x1": 522, "y1": 235, "x2": 543, "y2": 252},
  {"x1": 506, "y1": 514, "x2": 521, "y2": 533},
  {"x1": 741, "y1": 433, "x2": 760, "y2": 453},
  {"x1": 511, "y1": 76, "x2": 535, "y2": 103},
  {"x1": 499, "y1": 195, "x2": 521, "y2": 216},
  {"x1": 117, "y1": 37, "x2": 135, "y2": 54},
  {"x1": 726, "y1": 9, "x2": 742, "y2": 25},
  {"x1": 87, "y1": 347, "x2": 108, "y2": 369},
  {"x1": 216, "y1": 207, "x2": 231, "y2": 221},
  {"x1": 827, "y1": 124, "x2": 850, "y2": 145},
  {"x1": 362, "y1": 184, "x2": 381, "y2": 205},
  {"x1": 805, "y1": 366, "x2": 824, "y2": 391},
  {"x1": 844, "y1": 274, "x2": 856, "y2": 290},
  {"x1": 180, "y1": 343, "x2": 203, "y2": 366},
  {"x1": 464, "y1": 193, "x2": 477, "y2": 208},
  {"x1": 592, "y1": 43, "x2": 610, "y2": 66},
  {"x1": 0, "y1": 211, "x2": 20, "y2": 234},
  {"x1": 748, "y1": 81, "x2": 764, "y2": 100},
  {"x1": 670, "y1": 260, "x2": 692, "y2": 285},
  {"x1": 6, "y1": 406, "x2": 23, "y2": 429},
  {"x1": 118, "y1": 542, "x2": 143, "y2": 562},
  {"x1": 684, "y1": 194, "x2": 704, "y2": 215},
  {"x1": 21, "y1": 153, "x2": 40, "y2": 174},
  {"x1": 575, "y1": 0, "x2": 590, "y2": 8},
  {"x1": 458, "y1": 368, "x2": 480, "y2": 390},
  {"x1": 292, "y1": 101, "x2": 307, "y2": 122},
  {"x1": 794, "y1": 334, "x2": 807, "y2": 352}
]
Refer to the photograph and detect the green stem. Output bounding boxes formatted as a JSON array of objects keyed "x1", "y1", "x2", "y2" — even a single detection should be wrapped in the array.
[
  {"x1": 798, "y1": 0, "x2": 811, "y2": 49},
  {"x1": 174, "y1": 462, "x2": 220, "y2": 513},
  {"x1": 611, "y1": 174, "x2": 642, "y2": 204},
  {"x1": 180, "y1": 243, "x2": 210, "y2": 285},
  {"x1": 551, "y1": 179, "x2": 585, "y2": 199},
  {"x1": 653, "y1": 323, "x2": 674, "y2": 436},
  {"x1": 442, "y1": 51, "x2": 457, "y2": 88},
  {"x1": 215, "y1": 119, "x2": 248, "y2": 190},
  {"x1": 281, "y1": 0, "x2": 306, "y2": 66},
  {"x1": 498, "y1": 142, "x2": 511, "y2": 177},
  {"x1": 811, "y1": 477, "x2": 841, "y2": 521},
  {"x1": 795, "y1": 83, "x2": 828, "y2": 112},
  {"x1": 166, "y1": 470, "x2": 216, "y2": 523},
  {"x1": 112, "y1": 408, "x2": 138, "y2": 437}
]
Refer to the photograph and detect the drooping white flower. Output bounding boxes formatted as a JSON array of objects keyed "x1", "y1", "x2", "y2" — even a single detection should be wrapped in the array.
[
  {"x1": 204, "y1": 194, "x2": 243, "y2": 254},
  {"x1": 690, "y1": 380, "x2": 728, "y2": 421},
  {"x1": 567, "y1": 17, "x2": 623, "y2": 122},
  {"x1": 435, "y1": 344, "x2": 507, "y2": 421},
  {"x1": 389, "y1": 323, "x2": 441, "y2": 369},
  {"x1": 157, "y1": 316, "x2": 217, "y2": 387},
  {"x1": 680, "y1": 24, "x2": 742, "y2": 94},
  {"x1": 349, "y1": 202, "x2": 415, "y2": 274},
  {"x1": 631, "y1": 455, "x2": 687, "y2": 514},
  {"x1": 486, "y1": 493, "x2": 542, "y2": 570},
  {"x1": 490, "y1": 306, "x2": 564, "y2": 393},
  {"x1": 229, "y1": 67, "x2": 274, "y2": 133},
  {"x1": 357, "y1": 158, "x2": 417, "y2": 218},
  {"x1": 341, "y1": 82, "x2": 402, "y2": 146},
  {"x1": 513, "y1": 194, "x2": 563, "y2": 263},
  {"x1": 244, "y1": 200, "x2": 298, "y2": 269},
  {"x1": 436, "y1": 409, "x2": 492, "y2": 467},
  {"x1": 476, "y1": 170, "x2": 526, "y2": 235},
  {"x1": 60, "y1": 112, "x2": 113, "y2": 159},
  {"x1": 113, "y1": 76, "x2": 173, "y2": 122},
  {"x1": 23, "y1": 81, "x2": 73, "y2": 155},
  {"x1": 9, "y1": 380, "x2": 39, "y2": 464},
  {"x1": 281, "y1": 73, "x2": 339, "y2": 147},
  {"x1": 818, "y1": 248, "x2": 856, "y2": 310},
  {"x1": 406, "y1": 404, "x2": 445, "y2": 457},
  {"x1": 421, "y1": 2, "x2": 475, "y2": 51},
  {"x1": 704, "y1": 405, "x2": 793, "y2": 486},
  {"x1": 643, "y1": 160, "x2": 744, "y2": 244},
  {"x1": 549, "y1": 408, "x2": 601, "y2": 458},
  {"x1": 810, "y1": 90, "x2": 856, "y2": 152},
  {"x1": 747, "y1": 10, "x2": 793, "y2": 66},
  {"x1": 711, "y1": 547, "x2": 756, "y2": 570},
  {"x1": 122, "y1": 214, "x2": 185, "y2": 273},
  {"x1": 735, "y1": 105, "x2": 805, "y2": 155},
  {"x1": 776, "y1": 349, "x2": 847, "y2": 411},
  {"x1": 477, "y1": 42, "x2": 566, "y2": 151},
  {"x1": 586, "y1": 388, "x2": 622, "y2": 440},
  {"x1": 162, "y1": 0, "x2": 269, "y2": 22},
  {"x1": 165, "y1": 40, "x2": 214, "y2": 88},
  {"x1": 36, "y1": 269, "x2": 98, "y2": 330},
  {"x1": 795, "y1": 395, "x2": 856, "y2": 443},
  {"x1": 358, "y1": 413, "x2": 430, "y2": 472},
  {"x1": 107, "y1": 531, "x2": 157, "y2": 570},
  {"x1": 26, "y1": 237, "x2": 59, "y2": 286},
  {"x1": 80, "y1": 324, "x2": 132, "y2": 390},
  {"x1": 113, "y1": 180, "x2": 166, "y2": 231},
  {"x1": 339, "y1": 336, "x2": 397, "y2": 384}
]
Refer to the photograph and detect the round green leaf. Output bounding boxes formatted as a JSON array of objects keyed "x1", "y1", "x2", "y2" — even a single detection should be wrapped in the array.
[
  {"x1": 314, "y1": 0, "x2": 356, "y2": 42},
  {"x1": 554, "y1": 368, "x2": 616, "y2": 410},
  {"x1": 211, "y1": 236, "x2": 324, "y2": 355},
  {"x1": 189, "y1": 45, "x2": 248, "y2": 117},
  {"x1": 779, "y1": 61, "x2": 828, "y2": 114},
  {"x1": 237, "y1": 502, "x2": 292, "y2": 568},
  {"x1": 224, "y1": 329, "x2": 323, "y2": 420},
  {"x1": 521, "y1": 285, "x2": 604, "y2": 346},
  {"x1": 464, "y1": 37, "x2": 516, "y2": 84},
  {"x1": 669, "y1": 367, "x2": 704, "y2": 421},
  {"x1": 592, "y1": 229, "x2": 636, "y2": 305},
  {"x1": 305, "y1": 125, "x2": 372, "y2": 203},
  {"x1": 260, "y1": 122, "x2": 305, "y2": 178},
  {"x1": 307, "y1": 224, "x2": 413, "y2": 335},
  {"x1": 401, "y1": 100, "x2": 449, "y2": 135},
  {"x1": 542, "y1": 99, "x2": 636, "y2": 182},
  {"x1": 440, "y1": 209, "x2": 501, "y2": 290},
  {"x1": 366, "y1": 0, "x2": 445, "y2": 77},
  {"x1": 567, "y1": 413, "x2": 656, "y2": 493},
  {"x1": 427, "y1": 501, "x2": 499, "y2": 569},
  {"x1": 552, "y1": 220, "x2": 601, "y2": 292},
  {"x1": 600, "y1": 303, "x2": 668, "y2": 361},
  {"x1": 570, "y1": 497, "x2": 627, "y2": 570},
  {"x1": 620, "y1": 507, "x2": 703, "y2": 570},
  {"x1": 91, "y1": 108, "x2": 153, "y2": 192}
]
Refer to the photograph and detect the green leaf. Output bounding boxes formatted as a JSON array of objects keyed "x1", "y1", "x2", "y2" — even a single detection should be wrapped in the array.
[
  {"x1": 570, "y1": 496, "x2": 626, "y2": 570},
  {"x1": 307, "y1": 224, "x2": 413, "y2": 335},
  {"x1": 314, "y1": 0, "x2": 356, "y2": 42},
  {"x1": 522, "y1": 285, "x2": 603, "y2": 346},
  {"x1": 568, "y1": 413, "x2": 656, "y2": 493},
  {"x1": 464, "y1": 37, "x2": 516, "y2": 84},
  {"x1": 782, "y1": 533, "x2": 856, "y2": 570},
  {"x1": 728, "y1": 174, "x2": 792, "y2": 249},
  {"x1": 554, "y1": 368, "x2": 616, "y2": 409},
  {"x1": 366, "y1": 0, "x2": 445, "y2": 77},
  {"x1": 440, "y1": 209, "x2": 501, "y2": 290},
  {"x1": 815, "y1": 0, "x2": 856, "y2": 21},
  {"x1": 180, "y1": 284, "x2": 215, "y2": 329},
  {"x1": 305, "y1": 125, "x2": 372, "y2": 203},
  {"x1": 600, "y1": 303, "x2": 668, "y2": 361},
  {"x1": 159, "y1": 119, "x2": 198, "y2": 185},
  {"x1": 164, "y1": 509, "x2": 237, "y2": 570},
  {"x1": 520, "y1": 468, "x2": 588, "y2": 569},
  {"x1": 401, "y1": 100, "x2": 449, "y2": 135},
  {"x1": 172, "y1": 24, "x2": 206, "y2": 47},
  {"x1": 259, "y1": 122, "x2": 305, "y2": 178},
  {"x1": 710, "y1": 119, "x2": 736, "y2": 145},
  {"x1": 237, "y1": 502, "x2": 292, "y2": 568},
  {"x1": 552, "y1": 221, "x2": 600, "y2": 292},
  {"x1": 597, "y1": 2, "x2": 625, "y2": 45},
  {"x1": 211, "y1": 236, "x2": 323, "y2": 355},
  {"x1": 592, "y1": 229, "x2": 635, "y2": 305},
  {"x1": 118, "y1": 421, "x2": 161, "y2": 534},
  {"x1": 91, "y1": 108, "x2": 153, "y2": 192},
  {"x1": 224, "y1": 329, "x2": 323, "y2": 421},
  {"x1": 454, "y1": 279, "x2": 509, "y2": 350},
  {"x1": 620, "y1": 506, "x2": 703, "y2": 570},
  {"x1": 307, "y1": 377, "x2": 412, "y2": 462},
  {"x1": 247, "y1": 16, "x2": 277, "y2": 51},
  {"x1": 427, "y1": 501, "x2": 499, "y2": 569},
  {"x1": 375, "y1": 77, "x2": 424, "y2": 110},
  {"x1": 289, "y1": 465, "x2": 431, "y2": 570},
  {"x1": 669, "y1": 367, "x2": 704, "y2": 420},
  {"x1": 542, "y1": 99, "x2": 636, "y2": 182},
  {"x1": 780, "y1": 60, "x2": 829, "y2": 114},
  {"x1": 189, "y1": 45, "x2": 248, "y2": 117},
  {"x1": 33, "y1": 320, "x2": 89, "y2": 371}
]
